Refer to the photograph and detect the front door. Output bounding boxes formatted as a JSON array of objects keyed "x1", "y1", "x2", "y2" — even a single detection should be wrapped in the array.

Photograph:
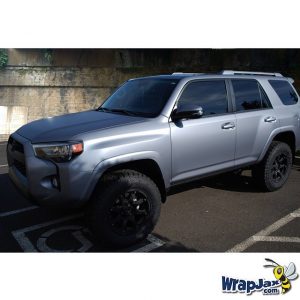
[{"x1": 170, "y1": 79, "x2": 236, "y2": 184}]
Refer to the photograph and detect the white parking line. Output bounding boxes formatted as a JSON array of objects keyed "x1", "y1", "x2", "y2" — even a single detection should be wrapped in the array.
[
  {"x1": 227, "y1": 208, "x2": 300, "y2": 252},
  {"x1": 253, "y1": 236, "x2": 300, "y2": 243},
  {"x1": 0, "y1": 205, "x2": 39, "y2": 217},
  {"x1": 133, "y1": 235, "x2": 165, "y2": 252}
]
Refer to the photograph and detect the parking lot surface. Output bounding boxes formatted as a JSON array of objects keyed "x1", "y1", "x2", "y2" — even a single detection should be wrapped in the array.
[{"x1": 1, "y1": 141, "x2": 300, "y2": 252}]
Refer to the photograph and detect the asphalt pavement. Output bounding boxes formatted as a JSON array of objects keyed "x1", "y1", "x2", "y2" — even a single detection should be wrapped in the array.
[{"x1": 0, "y1": 141, "x2": 300, "y2": 252}]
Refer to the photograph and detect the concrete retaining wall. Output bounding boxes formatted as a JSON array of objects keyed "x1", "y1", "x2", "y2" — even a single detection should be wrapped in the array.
[{"x1": 1, "y1": 49, "x2": 300, "y2": 141}]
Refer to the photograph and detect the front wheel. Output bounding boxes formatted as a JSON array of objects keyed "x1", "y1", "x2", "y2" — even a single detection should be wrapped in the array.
[
  {"x1": 86, "y1": 169, "x2": 161, "y2": 248},
  {"x1": 252, "y1": 141, "x2": 293, "y2": 192}
]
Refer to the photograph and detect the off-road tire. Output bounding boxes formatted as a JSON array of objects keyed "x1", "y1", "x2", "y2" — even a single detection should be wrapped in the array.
[
  {"x1": 86, "y1": 169, "x2": 161, "y2": 248},
  {"x1": 252, "y1": 141, "x2": 293, "y2": 192}
]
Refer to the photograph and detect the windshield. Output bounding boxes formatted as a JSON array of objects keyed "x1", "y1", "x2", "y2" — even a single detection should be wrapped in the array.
[{"x1": 99, "y1": 78, "x2": 179, "y2": 117}]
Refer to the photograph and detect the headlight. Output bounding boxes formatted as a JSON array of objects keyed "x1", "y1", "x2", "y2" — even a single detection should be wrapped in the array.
[{"x1": 33, "y1": 142, "x2": 83, "y2": 162}]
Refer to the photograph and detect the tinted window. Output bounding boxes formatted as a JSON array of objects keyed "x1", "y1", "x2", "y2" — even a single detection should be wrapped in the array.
[
  {"x1": 101, "y1": 78, "x2": 179, "y2": 117},
  {"x1": 232, "y1": 79, "x2": 271, "y2": 111},
  {"x1": 178, "y1": 80, "x2": 228, "y2": 116},
  {"x1": 269, "y1": 80, "x2": 298, "y2": 105}
]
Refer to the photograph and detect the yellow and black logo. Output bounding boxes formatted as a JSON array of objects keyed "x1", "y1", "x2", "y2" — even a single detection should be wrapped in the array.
[{"x1": 264, "y1": 258, "x2": 298, "y2": 294}]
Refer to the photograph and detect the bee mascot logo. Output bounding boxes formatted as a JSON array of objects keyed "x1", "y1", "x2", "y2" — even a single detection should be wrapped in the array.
[{"x1": 264, "y1": 258, "x2": 298, "y2": 294}]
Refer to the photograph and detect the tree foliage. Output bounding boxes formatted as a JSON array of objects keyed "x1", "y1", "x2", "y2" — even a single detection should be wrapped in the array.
[{"x1": 0, "y1": 49, "x2": 8, "y2": 68}]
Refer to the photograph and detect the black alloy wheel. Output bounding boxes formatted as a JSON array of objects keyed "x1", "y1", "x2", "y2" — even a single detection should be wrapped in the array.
[
  {"x1": 109, "y1": 190, "x2": 151, "y2": 235},
  {"x1": 252, "y1": 141, "x2": 292, "y2": 192},
  {"x1": 270, "y1": 153, "x2": 289, "y2": 183}
]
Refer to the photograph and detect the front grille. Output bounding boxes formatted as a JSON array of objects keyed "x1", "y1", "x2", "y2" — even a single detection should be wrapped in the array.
[
  {"x1": 8, "y1": 137, "x2": 24, "y2": 153},
  {"x1": 7, "y1": 136, "x2": 27, "y2": 177},
  {"x1": 14, "y1": 159, "x2": 27, "y2": 176}
]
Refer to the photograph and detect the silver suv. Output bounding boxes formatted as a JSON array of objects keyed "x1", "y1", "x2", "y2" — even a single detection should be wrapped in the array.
[{"x1": 7, "y1": 70, "x2": 300, "y2": 248}]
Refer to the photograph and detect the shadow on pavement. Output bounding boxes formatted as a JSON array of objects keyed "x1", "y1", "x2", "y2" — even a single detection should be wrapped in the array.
[
  {"x1": 294, "y1": 157, "x2": 300, "y2": 171},
  {"x1": 169, "y1": 171, "x2": 263, "y2": 195},
  {"x1": 169, "y1": 160, "x2": 300, "y2": 195},
  {"x1": 152, "y1": 233, "x2": 198, "y2": 252},
  {"x1": 0, "y1": 172, "x2": 32, "y2": 211}
]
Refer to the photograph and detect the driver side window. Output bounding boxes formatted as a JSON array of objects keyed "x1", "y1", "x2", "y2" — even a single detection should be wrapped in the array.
[{"x1": 178, "y1": 80, "x2": 229, "y2": 116}]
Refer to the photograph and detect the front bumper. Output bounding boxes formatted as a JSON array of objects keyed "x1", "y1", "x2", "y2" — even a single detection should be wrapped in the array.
[{"x1": 7, "y1": 133, "x2": 94, "y2": 207}]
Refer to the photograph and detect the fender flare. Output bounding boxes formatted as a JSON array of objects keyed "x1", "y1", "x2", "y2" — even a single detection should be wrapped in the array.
[
  {"x1": 84, "y1": 151, "x2": 168, "y2": 201},
  {"x1": 258, "y1": 126, "x2": 297, "y2": 162}
]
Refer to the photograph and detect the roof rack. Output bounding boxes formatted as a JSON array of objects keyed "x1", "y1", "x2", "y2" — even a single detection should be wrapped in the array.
[
  {"x1": 171, "y1": 72, "x2": 204, "y2": 76},
  {"x1": 221, "y1": 70, "x2": 283, "y2": 77}
]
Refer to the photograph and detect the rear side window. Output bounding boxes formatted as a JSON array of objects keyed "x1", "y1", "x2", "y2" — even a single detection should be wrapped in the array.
[
  {"x1": 178, "y1": 80, "x2": 228, "y2": 116},
  {"x1": 232, "y1": 79, "x2": 272, "y2": 112},
  {"x1": 269, "y1": 80, "x2": 298, "y2": 105}
]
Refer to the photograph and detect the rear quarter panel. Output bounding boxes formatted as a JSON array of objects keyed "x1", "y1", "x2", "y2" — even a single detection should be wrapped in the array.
[{"x1": 259, "y1": 79, "x2": 300, "y2": 156}]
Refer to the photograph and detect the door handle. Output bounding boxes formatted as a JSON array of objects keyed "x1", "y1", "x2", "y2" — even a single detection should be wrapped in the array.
[
  {"x1": 221, "y1": 122, "x2": 236, "y2": 130},
  {"x1": 264, "y1": 116, "x2": 277, "y2": 123}
]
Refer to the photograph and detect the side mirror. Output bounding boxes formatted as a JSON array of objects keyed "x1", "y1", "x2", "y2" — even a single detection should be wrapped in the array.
[{"x1": 172, "y1": 103, "x2": 204, "y2": 121}]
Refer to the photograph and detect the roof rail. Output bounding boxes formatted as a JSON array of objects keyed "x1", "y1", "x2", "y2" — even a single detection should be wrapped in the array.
[
  {"x1": 171, "y1": 72, "x2": 204, "y2": 76},
  {"x1": 221, "y1": 70, "x2": 283, "y2": 77}
]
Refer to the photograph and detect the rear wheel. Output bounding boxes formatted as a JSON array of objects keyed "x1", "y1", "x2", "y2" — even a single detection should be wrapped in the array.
[
  {"x1": 252, "y1": 141, "x2": 293, "y2": 192},
  {"x1": 86, "y1": 169, "x2": 161, "y2": 248}
]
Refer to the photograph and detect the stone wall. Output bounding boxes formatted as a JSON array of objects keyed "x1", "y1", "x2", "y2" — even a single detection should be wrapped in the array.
[{"x1": 1, "y1": 49, "x2": 300, "y2": 140}]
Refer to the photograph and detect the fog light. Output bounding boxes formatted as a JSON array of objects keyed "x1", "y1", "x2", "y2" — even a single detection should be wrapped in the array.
[{"x1": 51, "y1": 176, "x2": 59, "y2": 189}]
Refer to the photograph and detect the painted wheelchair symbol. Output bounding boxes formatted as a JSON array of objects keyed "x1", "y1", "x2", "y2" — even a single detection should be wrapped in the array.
[{"x1": 36, "y1": 225, "x2": 93, "y2": 252}]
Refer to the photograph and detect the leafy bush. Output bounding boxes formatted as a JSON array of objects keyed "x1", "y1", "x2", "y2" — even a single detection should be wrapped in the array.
[{"x1": 0, "y1": 49, "x2": 8, "y2": 68}]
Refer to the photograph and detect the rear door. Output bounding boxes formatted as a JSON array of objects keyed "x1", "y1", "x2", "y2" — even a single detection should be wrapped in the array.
[{"x1": 230, "y1": 79, "x2": 279, "y2": 166}]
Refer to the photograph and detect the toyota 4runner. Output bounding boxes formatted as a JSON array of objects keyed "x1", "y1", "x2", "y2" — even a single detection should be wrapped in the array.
[{"x1": 7, "y1": 70, "x2": 300, "y2": 248}]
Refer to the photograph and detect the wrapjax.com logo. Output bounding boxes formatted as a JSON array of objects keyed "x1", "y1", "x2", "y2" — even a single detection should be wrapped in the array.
[
  {"x1": 222, "y1": 277, "x2": 280, "y2": 295},
  {"x1": 222, "y1": 258, "x2": 298, "y2": 295}
]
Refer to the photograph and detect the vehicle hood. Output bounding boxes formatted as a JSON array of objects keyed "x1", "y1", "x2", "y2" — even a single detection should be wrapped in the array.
[{"x1": 16, "y1": 110, "x2": 146, "y2": 143}]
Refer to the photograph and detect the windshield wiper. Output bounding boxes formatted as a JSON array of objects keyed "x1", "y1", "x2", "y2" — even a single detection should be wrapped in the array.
[
  {"x1": 97, "y1": 107, "x2": 111, "y2": 112},
  {"x1": 98, "y1": 107, "x2": 139, "y2": 116}
]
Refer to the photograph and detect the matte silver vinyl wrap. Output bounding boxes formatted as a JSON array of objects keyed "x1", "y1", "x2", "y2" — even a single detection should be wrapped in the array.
[{"x1": 7, "y1": 74, "x2": 300, "y2": 206}]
